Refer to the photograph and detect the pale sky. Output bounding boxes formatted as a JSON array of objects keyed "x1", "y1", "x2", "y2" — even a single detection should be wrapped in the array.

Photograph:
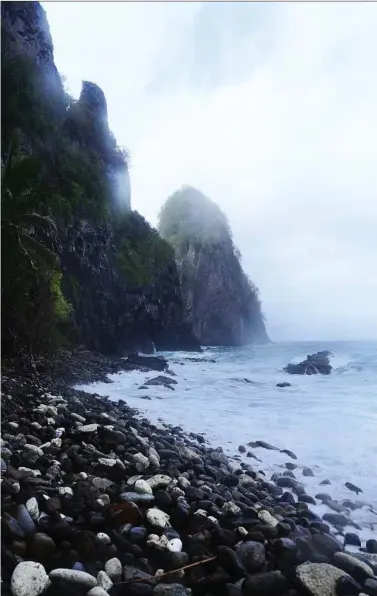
[{"x1": 43, "y1": 1, "x2": 377, "y2": 342}]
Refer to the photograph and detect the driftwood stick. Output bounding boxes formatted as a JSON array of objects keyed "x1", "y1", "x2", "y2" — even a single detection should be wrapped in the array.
[{"x1": 114, "y1": 555, "x2": 217, "y2": 586}]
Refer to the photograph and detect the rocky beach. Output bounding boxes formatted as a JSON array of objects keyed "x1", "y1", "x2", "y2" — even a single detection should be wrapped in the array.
[{"x1": 2, "y1": 350, "x2": 377, "y2": 596}]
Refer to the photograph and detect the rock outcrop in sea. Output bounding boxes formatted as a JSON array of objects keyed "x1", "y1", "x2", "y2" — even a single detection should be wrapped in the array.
[
  {"x1": 284, "y1": 351, "x2": 332, "y2": 376},
  {"x1": 159, "y1": 186, "x2": 269, "y2": 346}
]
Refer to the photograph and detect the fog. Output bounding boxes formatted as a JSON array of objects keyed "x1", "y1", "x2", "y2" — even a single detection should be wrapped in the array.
[{"x1": 43, "y1": 2, "x2": 377, "y2": 342}]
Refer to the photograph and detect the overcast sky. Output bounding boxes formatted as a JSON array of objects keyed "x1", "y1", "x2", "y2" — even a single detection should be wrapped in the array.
[{"x1": 43, "y1": 1, "x2": 377, "y2": 342}]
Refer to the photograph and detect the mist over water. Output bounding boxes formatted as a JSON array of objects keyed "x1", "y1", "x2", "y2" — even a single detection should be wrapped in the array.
[{"x1": 79, "y1": 339, "x2": 377, "y2": 542}]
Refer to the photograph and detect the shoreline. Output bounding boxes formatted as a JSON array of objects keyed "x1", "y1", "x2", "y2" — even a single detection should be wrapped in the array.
[{"x1": 1, "y1": 349, "x2": 377, "y2": 596}]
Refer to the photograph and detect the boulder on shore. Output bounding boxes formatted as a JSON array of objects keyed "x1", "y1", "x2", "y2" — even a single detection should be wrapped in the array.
[
  {"x1": 284, "y1": 351, "x2": 332, "y2": 375},
  {"x1": 125, "y1": 353, "x2": 168, "y2": 371}
]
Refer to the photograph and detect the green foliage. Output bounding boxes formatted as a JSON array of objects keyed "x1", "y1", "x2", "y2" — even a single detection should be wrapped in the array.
[
  {"x1": 158, "y1": 185, "x2": 233, "y2": 255},
  {"x1": 50, "y1": 271, "x2": 72, "y2": 321},
  {"x1": 114, "y1": 211, "x2": 174, "y2": 287}
]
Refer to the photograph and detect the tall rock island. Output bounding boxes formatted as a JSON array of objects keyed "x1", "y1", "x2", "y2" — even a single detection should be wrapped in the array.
[{"x1": 159, "y1": 186, "x2": 269, "y2": 346}]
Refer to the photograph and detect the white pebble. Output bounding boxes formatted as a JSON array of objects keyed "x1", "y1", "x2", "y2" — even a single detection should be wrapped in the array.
[
  {"x1": 78, "y1": 423, "x2": 99, "y2": 433},
  {"x1": 58, "y1": 486, "x2": 73, "y2": 496},
  {"x1": 87, "y1": 588, "x2": 109, "y2": 596},
  {"x1": 237, "y1": 526, "x2": 248, "y2": 536},
  {"x1": 96, "y1": 494, "x2": 110, "y2": 507},
  {"x1": 26, "y1": 497, "x2": 39, "y2": 520},
  {"x1": 134, "y1": 479, "x2": 153, "y2": 495},
  {"x1": 46, "y1": 417, "x2": 56, "y2": 426},
  {"x1": 148, "y1": 534, "x2": 160, "y2": 542},
  {"x1": 146, "y1": 508, "x2": 171, "y2": 529},
  {"x1": 96, "y1": 532, "x2": 111, "y2": 544},
  {"x1": 104, "y1": 557, "x2": 122, "y2": 581},
  {"x1": 258, "y1": 509, "x2": 278, "y2": 527},
  {"x1": 194, "y1": 509, "x2": 207, "y2": 517},
  {"x1": 207, "y1": 516, "x2": 219, "y2": 526},
  {"x1": 9, "y1": 421, "x2": 19, "y2": 429},
  {"x1": 98, "y1": 458, "x2": 117, "y2": 467},
  {"x1": 178, "y1": 476, "x2": 191, "y2": 489},
  {"x1": 78, "y1": 472, "x2": 88, "y2": 480},
  {"x1": 40, "y1": 442, "x2": 52, "y2": 450},
  {"x1": 155, "y1": 569, "x2": 165, "y2": 577},
  {"x1": 222, "y1": 501, "x2": 241, "y2": 515},
  {"x1": 49, "y1": 568, "x2": 97, "y2": 588},
  {"x1": 167, "y1": 538, "x2": 183, "y2": 553},
  {"x1": 11, "y1": 561, "x2": 50, "y2": 596},
  {"x1": 97, "y1": 570, "x2": 113, "y2": 591},
  {"x1": 51, "y1": 438, "x2": 62, "y2": 447}
]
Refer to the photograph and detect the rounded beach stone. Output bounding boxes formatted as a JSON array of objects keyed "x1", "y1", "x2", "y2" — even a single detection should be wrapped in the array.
[
  {"x1": 333, "y1": 552, "x2": 374, "y2": 583},
  {"x1": 104, "y1": 557, "x2": 122, "y2": 580},
  {"x1": 97, "y1": 570, "x2": 113, "y2": 591},
  {"x1": 167, "y1": 538, "x2": 183, "y2": 553},
  {"x1": 87, "y1": 588, "x2": 109, "y2": 596},
  {"x1": 11, "y1": 561, "x2": 50, "y2": 596},
  {"x1": 236, "y1": 541, "x2": 266, "y2": 572},
  {"x1": 49, "y1": 569, "x2": 97, "y2": 588},
  {"x1": 26, "y1": 497, "x2": 39, "y2": 520},
  {"x1": 134, "y1": 479, "x2": 153, "y2": 494},
  {"x1": 296, "y1": 562, "x2": 350, "y2": 596},
  {"x1": 96, "y1": 532, "x2": 111, "y2": 544},
  {"x1": 146, "y1": 508, "x2": 171, "y2": 529}
]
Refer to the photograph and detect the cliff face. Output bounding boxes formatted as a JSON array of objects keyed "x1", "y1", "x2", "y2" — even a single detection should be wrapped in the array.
[
  {"x1": 1, "y1": 1, "x2": 200, "y2": 355},
  {"x1": 159, "y1": 186, "x2": 269, "y2": 346}
]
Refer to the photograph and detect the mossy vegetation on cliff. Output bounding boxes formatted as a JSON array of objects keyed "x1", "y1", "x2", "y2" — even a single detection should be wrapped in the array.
[{"x1": 1, "y1": 2, "x2": 196, "y2": 356}]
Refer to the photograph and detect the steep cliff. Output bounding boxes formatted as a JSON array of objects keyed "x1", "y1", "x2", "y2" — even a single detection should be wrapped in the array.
[
  {"x1": 159, "y1": 186, "x2": 269, "y2": 346},
  {"x1": 1, "y1": 1, "x2": 200, "y2": 355}
]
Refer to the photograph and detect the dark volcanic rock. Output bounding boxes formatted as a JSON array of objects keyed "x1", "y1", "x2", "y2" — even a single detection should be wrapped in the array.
[
  {"x1": 125, "y1": 354, "x2": 168, "y2": 371},
  {"x1": 241, "y1": 571, "x2": 288, "y2": 596},
  {"x1": 284, "y1": 350, "x2": 332, "y2": 375}
]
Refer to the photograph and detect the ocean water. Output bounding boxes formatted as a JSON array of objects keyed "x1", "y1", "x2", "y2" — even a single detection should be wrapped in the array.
[{"x1": 78, "y1": 340, "x2": 377, "y2": 542}]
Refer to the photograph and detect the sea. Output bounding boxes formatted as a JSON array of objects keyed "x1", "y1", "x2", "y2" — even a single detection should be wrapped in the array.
[{"x1": 78, "y1": 340, "x2": 377, "y2": 543}]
